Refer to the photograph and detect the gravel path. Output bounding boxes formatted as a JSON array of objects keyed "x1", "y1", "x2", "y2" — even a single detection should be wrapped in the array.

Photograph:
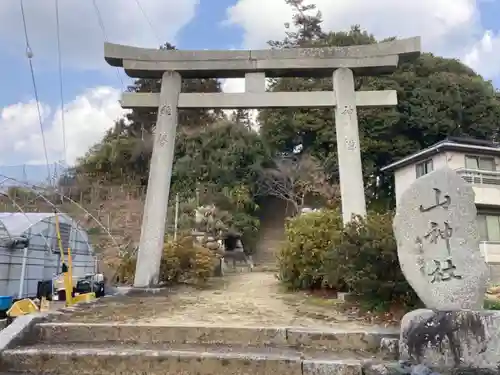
[{"x1": 51, "y1": 272, "x2": 391, "y2": 330}]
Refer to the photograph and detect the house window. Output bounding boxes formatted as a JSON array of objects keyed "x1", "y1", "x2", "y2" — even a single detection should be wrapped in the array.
[
  {"x1": 416, "y1": 159, "x2": 433, "y2": 178},
  {"x1": 477, "y1": 214, "x2": 500, "y2": 242},
  {"x1": 465, "y1": 155, "x2": 495, "y2": 171}
]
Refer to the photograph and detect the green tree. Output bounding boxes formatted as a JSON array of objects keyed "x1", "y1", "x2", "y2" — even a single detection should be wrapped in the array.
[
  {"x1": 125, "y1": 42, "x2": 223, "y2": 136},
  {"x1": 230, "y1": 109, "x2": 253, "y2": 130},
  {"x1": 72, "y1": 42, "x2": 224, "y2": 184},
  {"x1": 261, "y1": 4, "x2": 500, "y2": 207},
  {"x1": 166, "y1": 120, "x2": 271, "y2": 252},
  {"x1": 170, "y1": 120, "x2": 269, "y2": 197},
  {"x1": 72, "y1": 116, "x2": 270, "y2": 251}
]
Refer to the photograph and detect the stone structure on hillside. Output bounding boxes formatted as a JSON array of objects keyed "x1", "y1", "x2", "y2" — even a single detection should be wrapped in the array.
[
  {"x1": 192, "y1": 205, "x2": 223, "y2": 252},
  {"x1": 192, "y1": 205, "x2": 253, "y2": 273},
  {"x1": 104, "y1": 37, "x2": 421, "y2": 287}
]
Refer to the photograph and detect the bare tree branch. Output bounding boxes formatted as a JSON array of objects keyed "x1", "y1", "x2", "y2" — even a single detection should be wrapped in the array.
[{"x1": 256, "y1": 153, "x2": 339, "y2": 215}]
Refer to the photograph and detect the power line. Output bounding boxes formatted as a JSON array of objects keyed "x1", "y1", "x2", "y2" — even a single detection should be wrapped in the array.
[
  {"x1": 91, "y1": 0, "x2": 124, "y2": 88},
  {"x1": 19, "y1": 0, "x2": 52, "y2": 184},
  {"x1": 54, "y1": 0, "x2": 67, "y2": 166},
  {"x1": 133, "y1": 0, "x2": 161, "y2": 46},
  {"x1": 91, "y1": 0, "x2": 108, "y2": 41}
]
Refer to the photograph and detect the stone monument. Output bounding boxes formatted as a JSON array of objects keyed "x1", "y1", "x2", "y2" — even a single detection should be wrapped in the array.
[
  {"x1": 394, "y1": 167, "x2": 500, "y2": 372},
  {"x1": 104, "y1": 37, "x2": 421, "y2": 287},
  {"x1": 393, "y1": 166, "x2": 488, "y2": 310}
]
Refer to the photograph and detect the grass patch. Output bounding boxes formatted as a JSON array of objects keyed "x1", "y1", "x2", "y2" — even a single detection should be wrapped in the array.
[{"x1": 484, "y1": 297, "x2": 500, "y2": 310}]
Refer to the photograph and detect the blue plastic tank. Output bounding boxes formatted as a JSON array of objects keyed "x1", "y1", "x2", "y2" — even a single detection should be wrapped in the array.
[{"x1": 0, "y1": 296, "x2": 13, "y2": 311}]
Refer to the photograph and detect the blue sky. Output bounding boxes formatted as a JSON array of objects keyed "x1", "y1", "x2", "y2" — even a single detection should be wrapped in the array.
[
  {"x1": 0, "y1": 0, "x2": 500, "y2": 182},
  {"x1": 0, "y1": 0, "x2": 242, "y2": 109}
]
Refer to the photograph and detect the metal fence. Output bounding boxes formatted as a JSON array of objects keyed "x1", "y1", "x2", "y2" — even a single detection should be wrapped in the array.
[{"x1": 456, "y1": 168, "x2": 500, "y2": 186}]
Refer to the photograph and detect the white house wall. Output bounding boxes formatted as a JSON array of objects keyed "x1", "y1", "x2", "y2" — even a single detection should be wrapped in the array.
[
  {"x1": 445, "y1": 150, "x2": 500, "y2": 170},
  {"x1": 392, "y1": 149, "x2": 500, "y2": 284},
  {"x1": 394, "y1": 152, "x2": 448, "y2": 204},
  {"x1": 394, "y1": 150, "x2": 500, "y2": 207},
  {"x1": 446, "y1": 150, "x2": 500, "y2": 269},
  {"x1": 445, "y1": 151, "x2": 500, "y2": 207}
]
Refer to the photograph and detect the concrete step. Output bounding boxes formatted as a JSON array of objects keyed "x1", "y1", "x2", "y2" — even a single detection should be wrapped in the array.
[
  {"x1": 0, "y1": 342, "x2": 371, "y2": 375},
  {"x1": 35, "y1": 323, "x2": 399, "y2": 353}
]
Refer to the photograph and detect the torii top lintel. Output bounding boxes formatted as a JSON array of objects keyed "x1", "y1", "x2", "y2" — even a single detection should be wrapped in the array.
[{"x1": 104, "y1": 37, "x2": 421, "y2": 79}]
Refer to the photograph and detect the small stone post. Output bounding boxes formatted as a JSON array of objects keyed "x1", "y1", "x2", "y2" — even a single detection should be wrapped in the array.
[
  {"x1": 133, "y1": 71, "x2": 181, "y2": 287},
  {"x1": 333, "y1": 68, "x2": 367, "y2": 224}
]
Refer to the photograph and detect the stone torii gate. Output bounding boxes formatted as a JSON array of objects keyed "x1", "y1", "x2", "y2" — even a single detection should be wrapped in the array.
[{"x1": 104, "y1": 37, "x2": 421, "y2": 287}]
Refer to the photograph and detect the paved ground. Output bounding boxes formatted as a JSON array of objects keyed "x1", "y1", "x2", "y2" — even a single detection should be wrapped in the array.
[{"x1": 48, "y1": 271, "x2": 390, "y2": 329}]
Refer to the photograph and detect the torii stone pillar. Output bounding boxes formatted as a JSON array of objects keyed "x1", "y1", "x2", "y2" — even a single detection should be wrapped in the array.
[
  {"x1": 104, "y1": 37, "x2": 421, "y2": 287},
  {"x1": 333, "y1": 68, "x2": 367, "y2": 223},
  {"x1": 133, "y1": 71, "x2": 181, "y2": 287}
]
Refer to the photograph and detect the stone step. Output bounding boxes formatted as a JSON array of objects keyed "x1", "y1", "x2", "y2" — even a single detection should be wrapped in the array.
[
  {"x1": 35, "y1": 323, "x2": 398, "y2": 353},
  {"x1": 253, "y1": 264, "x2": 278, "y2": 272},
  {"x1": 0, "y1": 343, "x2": 370, "y2": 375},
  {"x1": 256, "y1": 259, "x2": 278, "y2": 266}
]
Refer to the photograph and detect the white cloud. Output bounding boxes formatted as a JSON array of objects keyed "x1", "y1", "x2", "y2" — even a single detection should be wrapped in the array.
[
  {"x1": 0, "y1": 87, "x2": 127, "y2": 166},
  {"x1": 221, "y1": 78, "x2": 245, "y2": 94},
  {"x1": 221, "y1": 78, "x2": 260, "y2": 129},
  {"x1": 0, "y1": 0, "x2": 199, "y2": 70},
  {"x1": 225, "y1": 0, "x2": 500, "y2": 78},
  {"x1": 226, "y1": 0, "x2": 479, "y2": 51},
  {"x1": 464, "y1": 30, "x2": 500, "y2": 79}
]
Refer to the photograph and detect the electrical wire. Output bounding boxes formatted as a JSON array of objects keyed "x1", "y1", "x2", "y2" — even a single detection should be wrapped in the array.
[
  {"x1": 92, "y1": 0, "x2": 164, "y2": 92},
  {"x1": 133, "y1": 0, "x2": 161, "y2": 46},
  {"x1": 91, "y1": 0, "x2": 124, "y2": 88},
  {"x1": 54, "y1": 0, "x2": 67, "y2": 167},
  {"x1": 91, "y1": 0, "x2": 108, "y2": 41},
  {"x1": 19, "y1": 0, "x2": 52, "y2": 184}
]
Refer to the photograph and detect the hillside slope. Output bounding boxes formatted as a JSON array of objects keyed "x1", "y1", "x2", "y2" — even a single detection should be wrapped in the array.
[{"x1": 0, "y1": 186, "x2": 145, "y2": 281}]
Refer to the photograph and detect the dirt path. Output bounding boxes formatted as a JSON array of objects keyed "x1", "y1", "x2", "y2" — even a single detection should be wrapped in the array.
[
  {"x1": 52, "y1": 272, "x2": 391, "y2": 330},
  {"x1": 143, "y1": 272, "x2": 360, "y2": 328}
]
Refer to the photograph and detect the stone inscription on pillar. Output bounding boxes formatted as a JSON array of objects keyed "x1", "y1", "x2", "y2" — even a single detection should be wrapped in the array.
[
  {"x1": 333, "y1": 68, "x2": 367, "y2": 224},
  {"x1": 159, "y1": 104, "x2": 172, "y2": 116},
  {"x1": 133, "y1": 70, "x2": 181, "y2": 288}
]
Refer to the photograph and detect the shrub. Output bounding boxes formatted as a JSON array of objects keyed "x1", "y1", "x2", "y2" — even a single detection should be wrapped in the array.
[
  {"x1": 336, "y1": 213, "x2": 420, "y2": 309},
  {"x1": 484, "y1": 297, "x2": 500, "y2": 310},
  {"x1": 277, "y1": 209, "x2": 420, "y2": 310},
  {"x1": 278, "y1": 209, "x2": 344, "y2": 290},
  {"x1": 116, "y1": 234, "x2": 217, "y2": 285}
]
